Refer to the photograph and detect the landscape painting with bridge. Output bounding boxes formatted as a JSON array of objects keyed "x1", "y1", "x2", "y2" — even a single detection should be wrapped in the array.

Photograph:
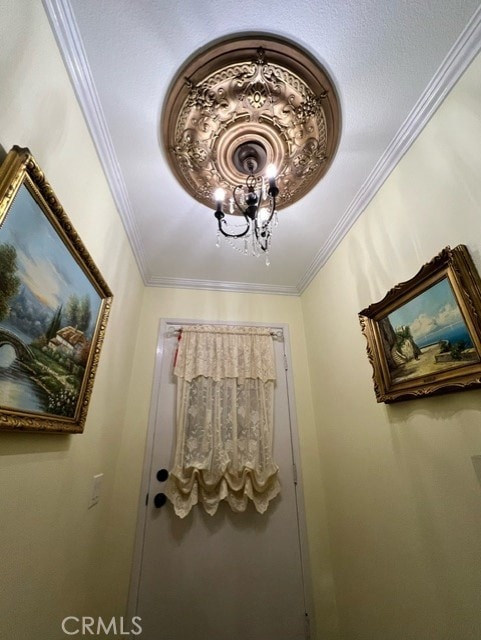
[{"x1": 0, "y1": 146, "x2": 112, "y2": 433}]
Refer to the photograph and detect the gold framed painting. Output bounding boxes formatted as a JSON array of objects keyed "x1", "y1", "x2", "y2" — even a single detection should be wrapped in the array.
[
  {"x1": 359, "y1": 245, "x2": 481, "y2": 403},
  {"x1": 0, "y1": 146, "x2": 113, "y2": 433}
]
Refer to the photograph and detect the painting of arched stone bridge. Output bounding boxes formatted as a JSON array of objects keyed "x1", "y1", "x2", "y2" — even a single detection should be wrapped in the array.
[{"x1": 0, "y1": 146, "x2": 112, "y2": 433}]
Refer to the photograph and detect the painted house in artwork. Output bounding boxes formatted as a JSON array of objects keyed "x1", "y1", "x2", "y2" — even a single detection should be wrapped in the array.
[{"x1": 48, "y1": 326, "x2": 87, "y2": 358}]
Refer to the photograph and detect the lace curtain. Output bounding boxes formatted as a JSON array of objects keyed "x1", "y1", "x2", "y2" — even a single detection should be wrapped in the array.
[{"x1": 165, "y1": 325, "x2": 281, "y2": 518}]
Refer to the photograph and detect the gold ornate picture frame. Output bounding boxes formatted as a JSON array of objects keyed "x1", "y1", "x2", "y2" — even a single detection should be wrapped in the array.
[
  {"x1": 359, "y1": 245, "x2": 481, "y2": 403},
  {"x1": 0, "y1": 146, "x2": 112, "y2": 433}
]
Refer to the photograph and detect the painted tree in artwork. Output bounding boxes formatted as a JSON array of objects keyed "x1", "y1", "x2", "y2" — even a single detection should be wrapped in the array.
[
  {"x1": 65, "y1": 294, "x2": 92, "y2": 333},
  {"x1": 0, "y1": 243, "x2": 21, "y2": 322},
  {"x1": 66, "y1": 295, "x2": 79, "y2": 328},
  {"x1": 78, "y1": 295, "x2": 92, "y2": 333},
  {"x1": 46, "y1": 305, "x2": 63, "y2": 341}
]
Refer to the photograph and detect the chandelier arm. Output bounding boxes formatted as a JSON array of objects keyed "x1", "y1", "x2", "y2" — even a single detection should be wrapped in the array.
[
  {"x1": 217, "y1": 214, "x2": 251, "y2": 239},
  {"x1": 264, "y1": 193, "x2": 277, "y2": 226}
]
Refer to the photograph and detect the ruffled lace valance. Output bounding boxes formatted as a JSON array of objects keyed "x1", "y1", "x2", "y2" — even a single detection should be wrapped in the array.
[
  {"x1": 166, "y1": 325, "x2": 280, "y2": 518},
  {"x1": 173, "y1": 324, "x2": 277, "y2": 382}
]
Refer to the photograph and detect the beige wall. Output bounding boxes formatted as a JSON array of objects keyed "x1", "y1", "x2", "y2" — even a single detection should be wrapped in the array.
[
  {"x1": 301, "y1": 52, "x2": 481, "y2": 639},
  {"x1": 0, "y1": 3, "x2": 144, "y2": 638},
  {"x1": 123, "y1": 287, "x2": 340, "y2": 638}
]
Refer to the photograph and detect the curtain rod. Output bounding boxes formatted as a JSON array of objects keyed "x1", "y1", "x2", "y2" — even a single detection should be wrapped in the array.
[{"x1": 169, "y1": 326, "x2": 284, "y2": 340}]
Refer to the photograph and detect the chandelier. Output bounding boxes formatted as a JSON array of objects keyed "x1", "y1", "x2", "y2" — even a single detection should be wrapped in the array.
[
  {"x1": 162, "y1": 35, "x2": 341, "y2": 263},
  {"x1": 214, "y1": 141, "x2": 279, "y2": 264}
]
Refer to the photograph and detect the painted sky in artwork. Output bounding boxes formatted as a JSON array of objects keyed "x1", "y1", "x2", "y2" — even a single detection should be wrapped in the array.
[
  {"x1": 388, "y1": 278, "x2": 468, "y2": 343},
  {"x1": 0, "y1": 184, "x2": 100, "y2": 334}
]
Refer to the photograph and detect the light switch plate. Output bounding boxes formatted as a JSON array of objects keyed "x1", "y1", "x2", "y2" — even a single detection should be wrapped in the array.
[
  {"x1": 88, "y1": 473, "x2": 104, "y2": 509},
  {"x1": 471, "y1": 456, "x2": 481, "y2": 487}
]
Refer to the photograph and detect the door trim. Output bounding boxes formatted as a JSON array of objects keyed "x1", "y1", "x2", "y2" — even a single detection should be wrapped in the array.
[{"x1": 127, "y1": 318, "x2": 316, "y2": 638}]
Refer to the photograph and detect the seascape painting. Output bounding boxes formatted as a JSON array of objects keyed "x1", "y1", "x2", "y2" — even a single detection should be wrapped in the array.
[
  {"x1": 359, "y1": 245, "x2": 481, "y2": 403},
  {"x1": 0, "y1": 184, "x2": 102, "y2": 420},
  {"x1": 382, "y1": 277, "x2": 478, "y2": 384}
]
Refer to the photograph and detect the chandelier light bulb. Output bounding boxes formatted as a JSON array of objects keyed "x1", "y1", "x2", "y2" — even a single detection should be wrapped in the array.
[
  {"x1": 266, "y1": 164, "x2": 277, "y2": 179},
  {"x1": 214, "y1": 188, "x2": 225, "y2": 203}
]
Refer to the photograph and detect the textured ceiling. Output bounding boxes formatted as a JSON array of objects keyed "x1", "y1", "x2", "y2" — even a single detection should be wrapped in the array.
[{"x1": 44, "y1": 0, "x2": 481, "y2": 294}]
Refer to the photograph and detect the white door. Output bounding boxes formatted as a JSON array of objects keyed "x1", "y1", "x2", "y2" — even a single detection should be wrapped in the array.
[{"x1": 131, "y1": 321, "x2": 311, "y2": 640}]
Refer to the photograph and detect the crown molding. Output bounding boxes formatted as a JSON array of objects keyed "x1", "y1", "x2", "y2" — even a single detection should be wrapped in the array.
[
  {"x1": 146, "y1": 275, "x2": 299, "y2": 297},
  {"x1": 42, "y1": 0, "x2": 149, "y2": 284},
  {"x1": 297, "y1": 4, "x2": 481, "y2": 294}
]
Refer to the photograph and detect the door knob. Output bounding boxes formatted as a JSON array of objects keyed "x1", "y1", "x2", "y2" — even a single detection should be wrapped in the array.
[
  {"x1": 154, "y1": 493, "x2": 167, "y2": 508},
  {"x1": 156, "y1": 468, "x2": 169, "y2": 482}
]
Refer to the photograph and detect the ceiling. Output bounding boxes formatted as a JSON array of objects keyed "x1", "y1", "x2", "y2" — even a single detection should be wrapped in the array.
[{"x1": 44, "y1": 0, "x2": 481, "y2": 295}]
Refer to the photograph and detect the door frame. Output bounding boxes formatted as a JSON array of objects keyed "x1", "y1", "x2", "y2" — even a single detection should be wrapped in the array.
[{"x1": 127, "y1": 318, "x2": 316, "y2": 638}]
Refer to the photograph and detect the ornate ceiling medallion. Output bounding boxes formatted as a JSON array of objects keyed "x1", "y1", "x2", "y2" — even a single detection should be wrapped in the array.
[{"x1": 162, "y1": 34, "x2": 341, "y2": 211}]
